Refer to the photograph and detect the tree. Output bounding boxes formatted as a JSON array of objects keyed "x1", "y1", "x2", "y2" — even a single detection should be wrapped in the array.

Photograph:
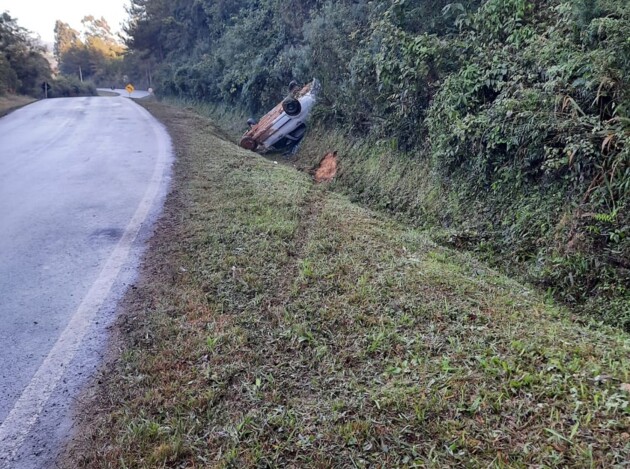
[
  {"x1": 0, "y1": 53, "x2": 18, "y2": 94},
  {"x1": 53, "y1": 20, "x2": 81, "y2": 62},
  {"x1": 55, "y1": 16, "x2": 125, "y2": 85},
  {"x1": 0, "y1": 11, "x2": 51, "y2": 95}
]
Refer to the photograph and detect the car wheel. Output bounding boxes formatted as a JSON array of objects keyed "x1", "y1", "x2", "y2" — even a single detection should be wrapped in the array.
[
  {"x1": 282, "y1": 97, "x2": 302, "y2": 116},
  {"x1": 239, "y1": 136, "x2": 258, "y2": 151}
]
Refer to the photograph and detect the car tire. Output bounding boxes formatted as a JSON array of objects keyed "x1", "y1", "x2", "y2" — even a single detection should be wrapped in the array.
[
  {"x1": 239, "y1": 136, "x2": 258, "y2": 151},
  {"x1": 282, "y1": 97, "x2": 302, "y2": 116}
]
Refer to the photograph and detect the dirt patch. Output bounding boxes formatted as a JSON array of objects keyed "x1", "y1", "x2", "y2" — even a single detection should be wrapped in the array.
[{"x1": 314, "y1": 151, "x2": 338, "y2": 182}]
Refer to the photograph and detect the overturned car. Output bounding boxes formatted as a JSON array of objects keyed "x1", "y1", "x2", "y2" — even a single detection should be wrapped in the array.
[{"x1": 239, "y1": 79, "x2": 321, "y2": 154}]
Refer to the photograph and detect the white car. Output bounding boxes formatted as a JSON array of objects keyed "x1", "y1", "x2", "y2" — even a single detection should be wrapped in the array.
[{"x1": 239, "y1": 79, "x2": 321, "y2": 153}]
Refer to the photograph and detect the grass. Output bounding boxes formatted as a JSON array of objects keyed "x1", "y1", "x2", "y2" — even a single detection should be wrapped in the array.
[
  {"x1": 0, "y1": 94, "x2": 35, "y2": 117},
  {"x1": 96, "y1": 90, "x2": 120, "y2": 97},
  {"x1": 62, "y1": 102, "x2": 630, "y2": 467}
]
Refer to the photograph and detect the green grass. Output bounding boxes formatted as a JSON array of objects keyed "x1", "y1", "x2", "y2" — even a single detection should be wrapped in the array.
[
  {"x1": 96, "y1": 90, "x2": 120, "y2": 97},
  {"x1": 63, "y1": 102, "x2": 630, "y2": 468},
  {"x1": 294, "y1": 130, "x2": 630, "y2": 332}
]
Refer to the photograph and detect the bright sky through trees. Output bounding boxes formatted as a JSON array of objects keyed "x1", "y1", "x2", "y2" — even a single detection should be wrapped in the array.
[{"x1": 3, "y1": 0, "x2": 129, "y2": 43}]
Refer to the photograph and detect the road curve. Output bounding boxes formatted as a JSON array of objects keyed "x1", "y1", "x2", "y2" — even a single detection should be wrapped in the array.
[
  {"x1": 97, "y1": 88, "x2": 152, "y2": 99},
  {"x1": 0, "y1": 97, "x2": 172, "y2": 467}
]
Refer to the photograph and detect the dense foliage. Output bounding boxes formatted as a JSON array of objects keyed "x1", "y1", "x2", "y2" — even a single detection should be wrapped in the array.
[
  {"x1": 54, "y1": 16, "x2": 126, "y2": 86},
  {"x1": 0, "y1": 12, "x2": 51, "y2": 96},
  {"x1": 0, "y1": 12, "x2": 99, "y2": 98},
  {"x1": 124, "y1": 0, "x2": 629, "y2": 328}
]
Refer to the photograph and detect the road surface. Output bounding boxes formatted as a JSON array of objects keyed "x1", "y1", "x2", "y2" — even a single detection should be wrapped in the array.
[
  {"x1": 97, "y1": 88, "x2": 152, "y2": 99},
  {"x1": 0, "y1": 96, "x2": 172, "y2": 467}
]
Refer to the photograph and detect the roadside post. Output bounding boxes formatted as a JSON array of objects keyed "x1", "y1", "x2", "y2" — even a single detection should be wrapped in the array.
[{"x1": 41, "y1": 81, "x2": 51, "y2": 99}]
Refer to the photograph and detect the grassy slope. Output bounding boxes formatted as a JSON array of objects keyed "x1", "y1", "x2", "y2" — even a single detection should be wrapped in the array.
[
  {"x1": 0, "y1": 94, "x2": 35, "y2": 117},
  {"x1": 293, "y1": 130, "x2": 630, "y2": 331},
  {"x1": 64, "y1": 102, "x2": 630, "y2": 468}
]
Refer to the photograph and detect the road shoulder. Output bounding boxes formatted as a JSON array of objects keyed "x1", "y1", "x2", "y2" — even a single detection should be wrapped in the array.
[{"x1": 0, "y1": 95, "x2": 36, "y2": 118}]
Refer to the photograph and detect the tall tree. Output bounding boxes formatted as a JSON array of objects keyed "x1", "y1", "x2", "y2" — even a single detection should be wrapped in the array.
[
  {"x1": 53, "y1": 20, "x2": 81, "y2": 62},
  {"x1": 55, "y1": 16, "x2": 125, "y2": 84},
  {"x1": 0, "y1": 11, "x2": 51, "y2": 95},
  {"x1": 82, "y1": 16, "x2": 124, "y2": 58}
]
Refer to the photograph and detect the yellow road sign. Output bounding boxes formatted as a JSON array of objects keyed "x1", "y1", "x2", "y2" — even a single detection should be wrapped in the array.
[{"x1": 125, "y1": 83, "x2": 135, "y2": 94}]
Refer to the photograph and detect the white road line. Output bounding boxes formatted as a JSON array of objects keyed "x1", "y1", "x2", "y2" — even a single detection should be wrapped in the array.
[{"x1": 0, "y1": 100, "x2": 171, "y2": 466}]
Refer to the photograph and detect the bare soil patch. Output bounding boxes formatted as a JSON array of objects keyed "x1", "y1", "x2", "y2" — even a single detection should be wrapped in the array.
[{"x1": 314, "y1": 151, "x2": 338, "y2": 182}]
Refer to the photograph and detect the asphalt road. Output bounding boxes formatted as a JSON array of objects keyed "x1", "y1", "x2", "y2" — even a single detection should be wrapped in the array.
[
  {"x1": 0, "y1": 96, "x2": 172, "y2": 467},
  {"x1": 97, "y1": 88, "x2": 152, "y2": 99}
]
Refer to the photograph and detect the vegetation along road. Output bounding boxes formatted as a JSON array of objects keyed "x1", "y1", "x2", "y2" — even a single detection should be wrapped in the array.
[{"x1": 61, "y1": 102, "x2": 629, "y2": 467}]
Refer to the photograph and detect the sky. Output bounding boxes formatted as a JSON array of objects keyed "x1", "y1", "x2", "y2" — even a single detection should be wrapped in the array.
[{"x1": 2, "y1": 0, "x2": 130, "y2": 44}]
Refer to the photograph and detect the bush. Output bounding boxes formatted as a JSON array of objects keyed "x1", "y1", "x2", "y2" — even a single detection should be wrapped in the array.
[{"x1": 49, "y1": 76, "x2": 97, "y2": 98}]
